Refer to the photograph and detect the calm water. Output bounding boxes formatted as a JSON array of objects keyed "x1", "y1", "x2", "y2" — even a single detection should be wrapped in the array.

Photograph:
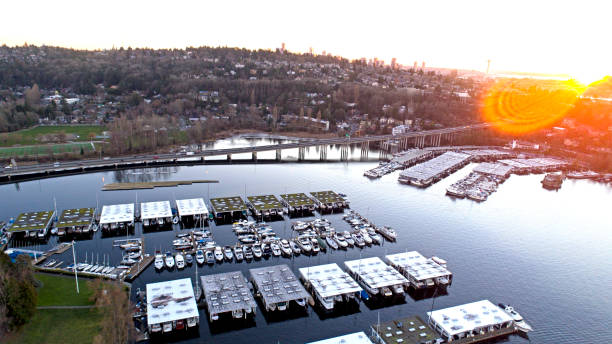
[{"x1": 2, "y1": 144, "x2": 611, "y2": 343}]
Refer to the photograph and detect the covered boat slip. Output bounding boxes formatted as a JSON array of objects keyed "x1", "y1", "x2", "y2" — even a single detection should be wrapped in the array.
[
  {"x1": 427, "y1": 300, "x2": 515, "y2": 342},
  {"x1": 473, "y1": 162, "x2": 514, "y2": 178},
  {"x1": 56, "y1": 207, "x2": 95, "y2": 235},
  {"x1": 371, "y1": 316, "x2": 440, "y2": 344},
  {"x1": 209, "y1": 196, "x2": 247, "y2": 221},
  {"x1": 299, "y1": 263, "x2": 362, "y2": 308},
  {"x1": 249, "y1": 264, "x2": 310, "y2": 312},
  {"x1": 399, "y1": 151, "x2": 471, "y2": 186},
  {"x1": 146, "y1": 278, "x2": 199, "y2": 333},
  {"x1": 99, "y1": 203, "x2": 134, "y2": 226},
  {"x1": 200, "y1": 271, "x2": 256, "y2": 322},
  {"x1": 140, "y1": 201, "x2": 173, "y2": 226},
  {"x1": 385, "y1": 252, "x2": 452, "y2": 289},
  {"x1": 308, "y1": 331, "x2": 373, "y2": 344},
  {"x1": 247, "y1": 194, "x2": 284, "y2": 218},
  {"x1": 309, "y1": 190, "x2": 347, "y2": 212},
  {"x1": 344, "y1": 257, "x2": 408, "y2": 296},
  {"x1": 176, "y1": 198, "x2": 209, "y2": 224},
  {"x1": 498, "y1": 157, "x2": 568, "y2": 174},
  {"x1": 8, "y1": 210, "x2": 55, "y2": 233},
  {"x1": 280, "y1": 193, "x2": 315, "y2": 215}
]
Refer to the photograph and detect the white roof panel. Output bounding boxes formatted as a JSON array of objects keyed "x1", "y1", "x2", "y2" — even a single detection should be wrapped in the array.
[
  {"x1": 176, "y1": 198, "x2": 209, "y2": 217},
  {"x1": 140, "y1": 201, "x2": 172, "y2": 220},
  {"x1": 344, "y1": 257, "x2": 408, "y2": 289},
  {"x1": 299, "y1": 263, "x2": 362, "y2": 298},
  {"x1": 308, "y1": 331, "x2": 373, "y2": 344},
  {"x1": 386, "y1": 251, "x2": 452, "y2": 281},
  {"x1": 427, "y1": 300, "x2": 513, "y2": 337},
  {"x1": 99, "y1": 203, "x2": 134, "y2": 224},
  {"x1": 146, "y1": 278, "x2": 198, "y2": 326}
]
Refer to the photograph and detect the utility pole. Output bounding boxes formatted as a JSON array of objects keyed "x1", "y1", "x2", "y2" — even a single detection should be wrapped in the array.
[{"x1": 72, "y1": 240, "x2": 79, "y2": 294}]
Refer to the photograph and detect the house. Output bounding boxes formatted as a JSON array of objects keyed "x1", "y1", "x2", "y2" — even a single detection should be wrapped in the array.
[{"x1": 392, "y1": 124, "x2": 410, "y2": 136}]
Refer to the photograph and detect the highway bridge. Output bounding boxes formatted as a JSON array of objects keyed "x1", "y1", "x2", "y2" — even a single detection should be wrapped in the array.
[{"x1": 0, "y1": 123, "x2": 491, "y2": 183}]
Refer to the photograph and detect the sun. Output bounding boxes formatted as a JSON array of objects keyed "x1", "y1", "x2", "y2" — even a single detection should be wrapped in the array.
[{"x1": 571, "y1": 70, "x2": 606, "y2": 87}]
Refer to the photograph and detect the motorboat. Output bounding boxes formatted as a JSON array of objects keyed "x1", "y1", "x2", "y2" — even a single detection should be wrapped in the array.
[
  {"x1": 128, "y1": 252, "x2": 141, "y2": 260},
  {"x1": 185, "y1": 253, "x2": 193, "y2": 265},
  {"x1": 309, "y1": 238, "x2": 320, "y2": 254},
  {"x1": 223, "y1": 246, "x2": 234, "y2": 261},
  {"x1": 392, "y1": 284, "x2": 405, "y2": 295},
  {"x1": 381, "y1": 287, "x2": 392, "y2": 297},
  {"x1": 212, "y1": 246, "x2": 223, "y2": 262},
  {"x1": 162, "y1": 322, "x2": 172, "y2": 333},
  {"x1": 252, "y1": 244, "x2": 263, "y2": 259},
  {"x1": 234, "y1": 246, "x2": 244, "y2": 261},
  {"x1": 261, "y1": 243, "x2": 272, "y2": 257},
  {"x1": 243, "y1": 245, "x2": 254, "y2": 260},
  {"x1": 270, "y1": 242, "x2": 282, "y2": 256},
  {"x1": 343, "y1": 231, "x2": 355, "y2": 246},
  {"x1": 334, "y1": 233, "x2": 348, "y2": 248},
  {"x1": 186, "y1": 316, "x2": 198, "y2": 328},
  {"x1": 325, "y1": 235, "x2": 339, "y2": 249},
  {"x1": 175, "y1": 254, "x2": 185, "y2": 269},
  {"x1": 205, "y1": 250, "x2": 215, "y2": 264},
  {"x1": 297, "y1": 236, "x2": 312, "y2": 253},
  {"x1": 164, "y1": 251, "x2": 174, "y2": 268},
  {"x1": 289, "y1": 240, "x2": 301, "y2": 255},
  {"x1": 376, "y1": 226, "x2": 397, "y2": 241},
  {"x1": 498, "y1": 304, "x2": 533, "y2": 333},
  {"x1": 279, "y1": 239, "x2": 293, "y2": 256},
  {"x1": 195, "y1": 250, "x2": 205, "y2": 265},
  {"x1": 360, "y1": 230, "x2": 373, "y2": 245},
  {"x1": 367, "y1": 229, "x2": 382, "y2": 244},
  {"x1": 352, "y1": 233, "x2": 366, "y2": 247}
]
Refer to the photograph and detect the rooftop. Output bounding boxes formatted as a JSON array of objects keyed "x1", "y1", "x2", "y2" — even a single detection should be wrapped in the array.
[
  {"x1": 247, "y1": 194, "x2": 284, "y2": 211},
  {"x1": 308, "y1": 332, "x2": 373, "y2": 344},
  {"x1": 99, "y1": 203, "x2": 134, "y2": 224},
  {"x1": 140, "y1": 201, "x2": 172, "y2": 220},
  {"x1": 210, "y1": 196, "x2": 247, "y2": 213},
  {"x1": 499, "y1": 157, "x2": 568, "y2": 169},
  {"x1": 8, "y1": 210, "x2": 54, "y2": 232},
  {"x1": 473, "y1": 162, "x2": 513, "y2": 177},
  {"x1": 56, "y1": 208, "x2": 95, "y2": 229},
  {"x1": 310, "y1": 191, "x2": 344, "y2": 204},
  {"x1": 299, "y1": 263, "x2": 362, "y2": 298},
  {"x1": 427, "y1": 300, "x2": 513, "y2": 337},
  {"x1": 400, "y1": 151, "x2": 471, "y2": 181},
  {"x1": 386, "y1": 252, "x2": 452, "y2": 282},
  {"x1": 176, "y1": 198, "x2": 209, "y2": 217},
  {"x1": 200, "y1": 271, "x2": 256, "y2": 315},
  {"x1": 146, "y1": 278, "x2": 198, "y2": 326},
  {"x1": 280, "y1": 193, "x2": 315, "y2": 207},
  {"x1": 392, "y1": 149, "x2": 432, "y2": 165},
  {"x1": 371, "y1": 316, "x2": 439, "y2": 344},
  {"x1": 250, "y1": 264, "x2": 310, "y2": 304},
  {"x1": 344, "y1": 257, "x2": 408, "y2": 289}
]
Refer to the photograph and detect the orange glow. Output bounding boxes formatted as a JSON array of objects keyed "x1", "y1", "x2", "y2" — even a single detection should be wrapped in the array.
[{"x1": 481, "y1": 78, "x2": 589, "y2": 134}]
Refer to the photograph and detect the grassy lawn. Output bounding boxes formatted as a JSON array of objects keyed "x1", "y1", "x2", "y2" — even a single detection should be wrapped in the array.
[
  {"x1": 0, "y1": 142, "x2": 96, "y2": 158},
  {"x1": 4, "y1": 309, "x2": 102, "y2": 344},
  {"x1": 0, "y1": 125, "x2": 105, "y2": 147},
  {"x1": 35, "y1": 273, "x2": 95, "y2": 307}
]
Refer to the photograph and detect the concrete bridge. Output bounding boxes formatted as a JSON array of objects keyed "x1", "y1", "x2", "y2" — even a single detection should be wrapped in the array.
[{"x1": 0, "y1": 123, "x2": 490, "y2": 183}]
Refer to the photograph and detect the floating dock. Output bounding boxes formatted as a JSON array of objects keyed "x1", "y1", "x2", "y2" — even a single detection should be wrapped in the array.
[
  {"x1": 141, "y1": 201, "x2": 172, "y2": 227},
  {"x1": 499, "y1": 157, "x2": 568, "y2": 174},
  {"x1": 102, "y1": 179, "x2": 218, "y2": 191},
  {"x1": 310, "y1": 191, "x2": 347, "y2": 212},
  {"x1": 56, "y1": 208, "x2": 95, "y2": 236},
  {"x1": 344, "y1": 257, "x2": 408, "y2": 298},
  {"x1": 99, "y1": 203, "x2": 134, "y2": 233},
  {"x1": 385, "y1": 252, "x2": 452, "y2": 289},
  {"x1": 246, "y1": 194, "x2": 284, "y2": 219},
  {"x1": 146, "y1": 278, "x2": 199, "y2": 334},
  {"x1": 280, "y1": 193, "x2": 315, "y2": 215},
  {"x1": 176, "y1": 198, "x2": 209, "y2": 224},
  {"x1": 427, "y1": 300, "x2": 516, "y2": 343},
  {"x1": 125, "y1": 255, "x2": 154, "y2": 281},
  {"x1": 250, "y1": 264, "x2": 310, "y2": 312},
  {"x1": 209, "y1": 196, "x2": 247, "y2": 222},
  {"x1": 7, "y1": 210, "x2": 55, "y2": 238},
  {"x1": 308, "y1": 331, "x2": 373, "y2": 344},
  {"x1": 299, "y1": 263, "x2": 362, "y2": 312},
  {"x1": 370, "y1": 316, "x2": 440, "y2": 344},
  {"x1": 200, "y1": 271, "x2": 257, "y2": 322},
  {"x1": 398, "y1": 151, "x2": 471, "y2": 187},
  {"x1": 473, "y1": 162, "x2": 513, "y2": 178}
]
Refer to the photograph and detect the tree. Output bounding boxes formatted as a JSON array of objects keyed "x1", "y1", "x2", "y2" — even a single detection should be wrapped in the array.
[
  {"x1": 89, "y1": 279, "x2": 135, "y2": 344},
  {"x1": 0, "y1": 253, "x2": 37, "y2": 334},
  {"x1": 24, "y1": 84, "x2": 40, "y2": 108}
]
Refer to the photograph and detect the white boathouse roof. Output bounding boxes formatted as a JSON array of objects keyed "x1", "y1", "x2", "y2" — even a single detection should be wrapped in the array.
[
  {"x1": 344, "y1": 257, "x2": 408, "y2": 289},
  {"x1": 427, "y1": 300, "x2": 513, "y2": 337},
  {"x1": 307, "y1": 331, "x2": 373, "y2": 344},
  {"x1": 385, "y1": 251, "x2": 452, "y2": 282},
  {"x1": 140, "y1": 201, "x2": 172, "y2": 220},
  {"x1": 146, "y1": 278, "x2": 198, "y2": 326},
  {"x1": 399, "y1": 151, "x2": 471, "y2": 181},
  {"x1": 176, "y1": 198, "x2": 209, "y2": 217},
  {"x1": 99, "y1": 203, "x2": 134, "y2": 224},
  {"x1": 298, "y1": 263, "x2": 362, "y2": 299}
]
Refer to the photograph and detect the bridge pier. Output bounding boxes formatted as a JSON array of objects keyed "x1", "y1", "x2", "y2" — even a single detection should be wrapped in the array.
[
  {"x1": 298, "y1": 147, "x2": 305, "y2": 161},
  {"x1": 227, "y1": 154, "x2": 232, "y2": 163},
  {"x1": 251, "y1": 151, "x2": 257, "y2": 162},
  {"x1": 340, "y1": 144, "x2": 349, "y2": 161},
  {"x1": 276, "y1": 149, "x2": 282, "y2": 161},
  {"x1": 319, "y1": 145, "x2": 327, "y2": 161},
  {"x1": 360, "y1": 141, "x2": 369, "y2": 160}
]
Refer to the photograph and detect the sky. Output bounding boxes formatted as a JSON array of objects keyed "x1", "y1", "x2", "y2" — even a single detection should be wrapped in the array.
[{"x1": 1, "y1": 0, "x2": 610, "y2": 83}]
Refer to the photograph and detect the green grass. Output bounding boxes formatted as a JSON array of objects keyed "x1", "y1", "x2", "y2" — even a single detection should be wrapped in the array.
[
  {"x1": 0, "y1": 142, "x2": 97, "y2": 158},
  {"x1": 35, "y1": 273, "x2": 95, "y2": 307},
  {"x1": 0, "y1": 125, "x2": 105, "y2": 147},
  {"x1": 4, "y1": 308, "x2": 102, "y2": 344}
]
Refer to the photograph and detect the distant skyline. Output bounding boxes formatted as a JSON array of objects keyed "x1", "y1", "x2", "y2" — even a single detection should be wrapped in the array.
[{"x1": 1, "y1": 0, "x2": 610, "y2": 84}]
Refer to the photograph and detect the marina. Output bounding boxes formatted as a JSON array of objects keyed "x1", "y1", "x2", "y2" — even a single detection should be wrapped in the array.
[
  {"x1": 55, "y1": 207, "x2": 96, "y2": 237},
  {"x1": 364, "y1": 149, "x2": 434, "y2": 179},
  {"x1": 310, "y1": 191, "x2": 349, "y2": 212},
  {"x1": 299, "y1": 263, "x2": 363, "y2": 312},
  {"x1": 141, "y1": 201, "x2": 173, "y2": 228},
  {"x1": 200, "y1": 271, "x2": 257, "y2": 322},
  {"x1": 280, "y1": 192, "x2": 316, "y2": 216},
  {"x1": 246, "y1": 194, "x2": 284, "y2": 220},
  {"x1": 99, "y1": 203, "x2": 134, "y2": 234},
  {"x1": 399, "y1": 151, "x2": 471, "y2": 187},
  {"x1": 176, "y1": 198, "x2": 209, "y2": 225},
  {"x1": 146, "y1": 278, "x2": 200, "y2": 334},
  {"x1": 385, "y1": 251, "x2": 452, "y2": 290},
  {"x1": 7, "y1": 210, "x2": 55, "y2": 238},
  {"x1": 371, "y1": 316, "x2": 439, "y2": 344},
  {"x1": 344, "y1": 257, "x2": 409, "y2": 298},
  {"x1": 209, "y1": 196, "x2": 248, "y2": 222},
  {"x1": 249, "y1": 264, "x2": 310, "y2": 312}
]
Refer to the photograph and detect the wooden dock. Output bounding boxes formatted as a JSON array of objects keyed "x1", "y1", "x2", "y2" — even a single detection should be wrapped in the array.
[
  {"x1": 125, "y1": 255, "x2": 154, "y2": 281},
  {"x1": 102, "y1": 179, "x2": 218, "y2": 191}
]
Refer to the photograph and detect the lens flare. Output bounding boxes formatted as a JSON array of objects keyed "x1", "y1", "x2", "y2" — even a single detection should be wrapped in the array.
[{"x1": 481, "y1": 78, "x2": 591, "y2": 134}]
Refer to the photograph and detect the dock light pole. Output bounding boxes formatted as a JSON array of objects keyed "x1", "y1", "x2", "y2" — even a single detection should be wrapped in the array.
[{"x1": 72, "y1": 240, "x2": 79, "y2": 294}]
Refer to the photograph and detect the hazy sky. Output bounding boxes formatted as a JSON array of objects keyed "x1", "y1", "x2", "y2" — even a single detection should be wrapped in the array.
[{"x1": 1, "y1": 0, "x2": 610, "y2": 82}]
